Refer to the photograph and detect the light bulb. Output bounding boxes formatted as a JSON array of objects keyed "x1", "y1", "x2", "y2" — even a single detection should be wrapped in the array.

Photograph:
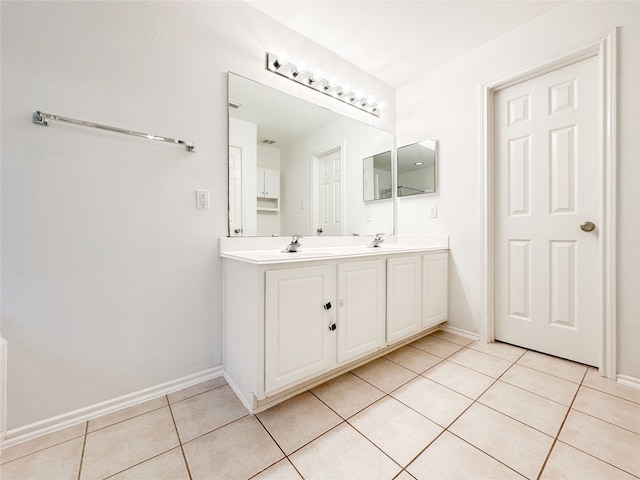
[
  {"x1": 354, "y1": 89, "x2": 363, "y2": 99},
  {"x1": 328, "y1": 76, "x2": 339, "y2": 87},
  {"x1": 293, "y1": 60, "x2": 306, "y2": 77},
  {"x1": 366, "y1": 95, "x2": 376, "y2": 105},
  {"x1": 312, "y1": 68, "x2": 323, "y2": 81},
  {"x1": 275, "y1": 50, "x2": 289, "y2": 68}
]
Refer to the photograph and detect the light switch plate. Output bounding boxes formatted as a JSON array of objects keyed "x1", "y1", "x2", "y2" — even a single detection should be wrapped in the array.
[{"x1": 429, "y1": 205, "x2": 437, "y2": 218}]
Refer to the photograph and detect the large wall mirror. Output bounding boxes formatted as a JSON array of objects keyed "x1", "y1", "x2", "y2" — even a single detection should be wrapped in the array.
[
  {"x1": 397, "y1": 139, "x2": 437, "y2": 197},
  {"x1": 228, "y1": 73, "x2": 394, "y2": 237}
]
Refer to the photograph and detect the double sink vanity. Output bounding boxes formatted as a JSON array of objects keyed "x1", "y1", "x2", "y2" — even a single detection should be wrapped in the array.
[{"x1": 221, "y1": 235, "x2": 449, "y2": 412}]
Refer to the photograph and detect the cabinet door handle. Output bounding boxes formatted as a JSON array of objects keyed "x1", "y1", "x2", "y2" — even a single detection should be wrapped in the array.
[
  {"x1": 328, "y1": 322, "x2": 337, "y2": 331},
  {"x1": 323, "y1": 302, "x2": 332, "y2": 310}
]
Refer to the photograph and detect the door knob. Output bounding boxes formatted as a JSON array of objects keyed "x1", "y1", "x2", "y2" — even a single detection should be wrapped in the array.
[
  {"x1": 234, "y1": 228, "x2": 241, "y2": 234},
  {"x1": 580, "y1": 221, "x2": 596, "y2": 232}
]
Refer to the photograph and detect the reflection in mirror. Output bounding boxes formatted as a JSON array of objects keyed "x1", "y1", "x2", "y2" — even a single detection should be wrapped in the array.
[
  {"x1": 397, "y1": 139, "x2": 437, "y2": 197},
  {"x1": 363, "y1": 151, "x2": 392, "y2": 202},
  {"x1": 228, "y1": 73, "x2": 394, "y2": 237}
]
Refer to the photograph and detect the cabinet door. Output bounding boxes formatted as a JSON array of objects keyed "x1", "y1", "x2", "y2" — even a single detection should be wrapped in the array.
[
  {"x1": 423, "y1": 253, "x2": 448, "y2": 328},
  {"x1": 336, "y1": 259, "x2": 386, "y2": 364},
  {"x1": 265, "y1": 265, "x2": 335, "y2": 393},
  {"x1": 263, "y1": 169, "x2": 280, "y2": 198},
  {"x1": 387, "y1": 256, "x2": 422, "y2": 343}
]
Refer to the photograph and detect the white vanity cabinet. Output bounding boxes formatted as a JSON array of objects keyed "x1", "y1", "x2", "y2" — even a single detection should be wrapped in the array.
[
  {"x1": 223, "y1": 245, "x2": 448, "y2": 413},
  {"x1": 336, "y1": 259, "x2": 386, "y2": 364},
  {"x1": 386, "y1": 255, "x2": 422, "y2": 343},
  {"x1": 265, "y1": 265, "x2": 335, "y2": 392},
  {"x1": 422, "y1": 252, "x2": 448, "y2": 328}
]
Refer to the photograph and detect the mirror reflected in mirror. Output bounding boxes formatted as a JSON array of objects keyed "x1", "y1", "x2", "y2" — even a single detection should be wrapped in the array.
[
  {"x1": 397, "y1": 139, "x2": 437, "y2": 197},
  {"x1": 228, "y1": 73, "x2": 394, "y2": 237},
  {"x1": 363, "y1": 151, "x2": 392, "y2": 202}
]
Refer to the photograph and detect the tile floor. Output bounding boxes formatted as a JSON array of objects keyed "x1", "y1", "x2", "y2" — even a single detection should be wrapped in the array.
[{"x1": 2, "y1": 330, "x2": 639, "y2": 480}]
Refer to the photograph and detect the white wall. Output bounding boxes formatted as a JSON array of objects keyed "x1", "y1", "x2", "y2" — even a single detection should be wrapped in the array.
[
  {"x1": 396, "y1": 1, "x2": 640, "y2": 377},
  {"x1": 0, "y1": 1, "x2": 394, "y2": 431}
]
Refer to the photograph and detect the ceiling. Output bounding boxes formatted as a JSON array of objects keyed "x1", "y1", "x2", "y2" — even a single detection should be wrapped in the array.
[{"x1": 246, "y1": 0, "x2": 564, "y2": 88}]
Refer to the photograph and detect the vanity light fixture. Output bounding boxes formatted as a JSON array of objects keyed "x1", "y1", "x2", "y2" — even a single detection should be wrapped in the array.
[{"x1": 266, "y1": 51, "x2": 385, "y2": 117}]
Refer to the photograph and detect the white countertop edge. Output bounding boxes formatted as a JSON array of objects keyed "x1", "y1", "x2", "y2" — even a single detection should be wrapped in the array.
[
  {"x1": 221, "y1": 244, "x2": 449, "y2": 265},
  {"x1": 219, "y1": 234, "x2": 449, "y2": 256}
]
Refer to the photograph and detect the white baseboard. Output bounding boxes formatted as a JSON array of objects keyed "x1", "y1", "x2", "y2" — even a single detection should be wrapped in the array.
[
  {"x1": 617, "y1": 374, "x2": 640, "y2": 390},
  {"x1": 439, "y1": 324, "x2": 479, "y2": 341},
  {"x1": 3, "y1": 366, "x2": 224, "y2": 448}
]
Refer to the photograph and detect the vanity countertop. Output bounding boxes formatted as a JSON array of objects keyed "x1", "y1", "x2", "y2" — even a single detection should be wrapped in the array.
[{"x1": 221, "y1": 243, "x2": 448, "y2": 265}]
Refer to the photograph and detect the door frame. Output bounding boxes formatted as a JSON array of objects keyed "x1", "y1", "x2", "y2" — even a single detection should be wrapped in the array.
[
  {"x1": 479, "y1": 29, "x2": 617, "y2": 377},
  {"x1": 311, "y1": 142, "x2": 346, "y2": 235}
]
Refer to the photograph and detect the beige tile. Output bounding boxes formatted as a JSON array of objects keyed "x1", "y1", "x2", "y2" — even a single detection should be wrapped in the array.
[
  {"x1": 170, "y1": 384, "x2": 248, "y2": 443},
  {"x1": 349, "y1": 397, "x2": 442, "y2": 467},
  {"x1": 583, "y1": 368, "x2": 640, "y2": 404},
  {"x1": 478, "y1": 381, "x2": 569, "y2": 436},
  {"x1": 183, "y1": 416, "x2": 283, "y2": 480},
  {"x1": 289, "y1": 422, "x2": 401, "y2": 480},
  {"x1": 252, "y1": 459, "x2": 302, "y2": 480},
  {"x1": 500, "y1": 364, "x2": 579, "y2": 406},
  {"x1": 88, "y1": 396, "x2": 168, "y2": 432},
  {"x1": 391, "y1": 376, "x2": 472, "y2": 428},
  {"x1": 423, "y1": 360, "x2": 495, "y2": 399},
  {"x1": 573, "y1": 386, "x2": 640, "y2": 434},
  {"x1": 0, "y1": 422, "x2": 86, "y2": 464},
  {"x1": 450, "y1": 403, "x2": 553, "y2": 479},
  {"x1": 558, "y1": 409, "x2": 640, "y2": 476},
  {"x1": 80, "y1": 407, "x2": 179, "y2": 480},
  {"x1": 352, "y1": 357, "x2": 418, "y2": 393},
  {"x1": 541, "y1": 441, "x2": 636, "y2": 480},
  {"x1": 409, "y1": 335, "x2": 464, "y2": 358},
  {"x1": 167, "y1": 376, "x2": 227, "y2": 404},
  {"x1": 468, "y1": 341, "x2": 526, "y2": 362},
  {"x1": 448, "y1": 348, "x2": 512, "y2": 378},
  {"x1": 431, "y1": 330, "x2": 474, "y2": 346},
  {"x1": 108, "y1": 448, "x2": 189, "y2": 480},
  {"x1": 0, "y1": 436, "x2": 84, "y2": 480},
  {"x1": 256, "y1": 392, "x2": 342, "y2": 455},
  {"x1": 407, "y1": 431, "x2": 525, "y2": 480},
  {"x1": 311, "y1": 372, "x2": 385, "y2": 419},
  {"x1": 385, "y1": 346, "x2": 442, "y2": 374},
  {"x1": 517, "y1": 351, "x2": 587, "y2": 383}
]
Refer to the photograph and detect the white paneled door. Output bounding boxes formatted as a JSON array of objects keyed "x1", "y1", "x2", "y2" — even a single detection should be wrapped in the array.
[
  {"x1": 494, "y1": 56, "x2": 599, "y2": 366},
  {"x1": 316, "y1": 149, "x2": 342, "y2": 235}
]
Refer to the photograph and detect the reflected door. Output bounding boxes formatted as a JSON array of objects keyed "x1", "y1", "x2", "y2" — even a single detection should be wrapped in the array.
[
  {"x1": 229, "y1": 146, "x2": 243, "y2": 236},
  {"x1": 316, "y1": 149, "x2": 342, "y2": 235},
  {"x1": 494, "y1": 56, "x2": 599, "y2": 366}
]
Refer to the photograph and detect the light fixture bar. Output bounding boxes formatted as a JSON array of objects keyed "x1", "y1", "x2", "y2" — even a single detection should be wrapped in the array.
[{"x1": 266, "y1": 52, "x2": 384, "y2": 117}]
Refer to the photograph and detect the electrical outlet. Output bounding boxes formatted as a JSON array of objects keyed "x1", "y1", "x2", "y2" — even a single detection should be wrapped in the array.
[
  {"x1": 196, "y1": 189, "x2": 209, "y2": 209},
  {"x1": 429, "y1": 205, "x2": 437, "y2": 218}
]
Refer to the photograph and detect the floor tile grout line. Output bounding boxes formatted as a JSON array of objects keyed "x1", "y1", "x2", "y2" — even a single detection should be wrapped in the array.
[
  {"x1": 166, "y1": 395, "x2": 193, "y2": 480},
  {"x1": 167, "y1": 381, "x2": 229, "y2": 406},
  {"x1": 580, "y1": 382, "x2": 640, "y2": 406},
  {"x1": 578, "y1": 383, "x2": 640, "y2": 406},
  {"x1": 177, "y1": 412, "x2": 250, "y2": 447},
  {"x1": 86, "y1": 402, "x2": 168, "y2": 435},
  {"x1": 551, "y1": 438, "x2": 640, "y2": 478},
  {"x1": 0, "y1": 430, "x2": 87, "y2": 466},
  {"x1": 568, "y1": 406, "x2": 640, "y2": 436},
  {"x1": 75, "y1": 421, "x2": 88, "y2": 480},
  {"x1": 535, "y1": 367, "x2": 589, "y2": 480}
]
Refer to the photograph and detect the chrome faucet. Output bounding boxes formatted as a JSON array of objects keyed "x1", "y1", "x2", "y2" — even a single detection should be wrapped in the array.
[
  {"x1": 282, "y1": 234, "x2": 303, "y2": 253},
  {"x1": 369, "y1": 233, "x2": 385, "y2": 248}
]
